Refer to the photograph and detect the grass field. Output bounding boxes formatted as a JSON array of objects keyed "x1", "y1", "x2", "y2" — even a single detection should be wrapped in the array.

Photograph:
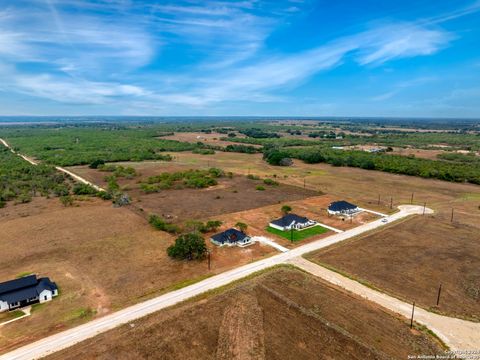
[
  {"x1": 267, "y1": 225, "x2": 329, "y2": 242},
  {"x1": 306, "y1": 216, "x2": 480, "y2": 321},
  {"x1": 46, "y1": 267, "x2": 443, "y2": 360},
  {"x1": 1, "y1": 145, "x2": 479, "y2": 355}
]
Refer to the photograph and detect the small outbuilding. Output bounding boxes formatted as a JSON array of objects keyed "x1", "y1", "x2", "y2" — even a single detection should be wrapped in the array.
[
  {"x1": 0, "y1": 275, "x2": 58, "y2": 312},
  {"x1": 328, "y1": 201, "x2": 360, "y2": 216},
  {"x1": 269, "y1": 213, "x2": 316, "y2": 231},
  {"x1": 211, "y1": 228, "x2": 252, "y2": 247}
]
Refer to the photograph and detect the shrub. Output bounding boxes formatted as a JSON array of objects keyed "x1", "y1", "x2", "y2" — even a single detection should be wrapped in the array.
[
  {"x1": 205, "y1": 220, "x2": 223, "y2": 232},
  {"x1": 281, "y1": 205, "x2": 292, "y2": 214},
  {"x1": 96, "y1": 191, "x2": 113, "y2": 200},
  {"x1": 263, "y1": 178, "x2": 279, "y2": 186},
  {"x1": 192, "y1": 148, "x2": 215, "y2": 155},
  {"x1": 60, "y1": 195, "x2": 74, "y2": 207},
  {"x1": 256, "y1": 185, "x2": 265, "y2": 191},
  {"x1": 15, "y1": 193, "x2": 32, "y2": 204},
  {"x1": 149, "y1": 215, "x2": 181, "y2": 234},
  {"x1": 89, "y1": 159, "x2": 105, "y2": 169},
  {"x1": 167, "y1": 233, "x2": 207, "y2": 260},
  {"x1": 140, "y1": 168, "x2": 223, "y2": 192},
  {"x1": 246, "y1": 174, "x2": 260, "y2": 180},
  {"x1": 235, "y1": 222, "x2": 248, "y2": 233},
  {"x1": 73, "y1": 183, "x2": 98, "y2": 195}
]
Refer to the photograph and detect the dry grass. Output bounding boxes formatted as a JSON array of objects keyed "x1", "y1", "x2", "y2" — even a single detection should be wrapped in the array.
[
  {"x1": 307, "y1": 215, "x2": 480, "y2": 320},
  {"x1": 0, "y1": 197, "x2": 275, "y2": 353},
  {"x1": 46, "y1": 268, "x2": 444, "y2": 360}
]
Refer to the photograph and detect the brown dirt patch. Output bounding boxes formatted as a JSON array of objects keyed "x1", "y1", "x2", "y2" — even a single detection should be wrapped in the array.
[
  {"x1": 47, "y1": 268, "x2": 443, "y2": 360},
  {"x1": 307, "y1": 215, "x2": 480, "y2": 320},
  {"x1": 68, "y1": 165, "x2": 318, "y2": 223},
  {"x1": 389, "y1": 148, "x2": 445, "y2": 160},
  {"x1": 215, "y1": 292, "x2": 265, "y2": 360},
  {"x1": 0, "y1": 198, "x2": 276, "y2": 353}
]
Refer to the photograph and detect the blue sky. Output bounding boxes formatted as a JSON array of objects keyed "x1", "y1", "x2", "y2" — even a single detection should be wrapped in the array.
[{"x1": 1, "y1": 0, "x2": 479, "y2": 117}]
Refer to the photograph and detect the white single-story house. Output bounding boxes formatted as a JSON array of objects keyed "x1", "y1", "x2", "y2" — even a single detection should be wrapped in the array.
[
  {"x1": 0, "y1": 275, "x2": 58, "y2": 312},
  {"x1": 269, "y1": 213, "x2": 316, "y2": 231},
  {"x1": 211, "y1": 228, "x2": 253, "y2": 247},
  {"x1": 327, "y1": 201, "x2": 361, "y2": 216}
]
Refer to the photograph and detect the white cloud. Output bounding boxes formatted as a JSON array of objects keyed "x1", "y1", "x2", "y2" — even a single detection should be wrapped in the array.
[
  {"x1": 356, "y1": 24, "x2": 454, "y2": 65},
  {"x1": 13, "y1": 74, "x2": 148, "y2": 104}
]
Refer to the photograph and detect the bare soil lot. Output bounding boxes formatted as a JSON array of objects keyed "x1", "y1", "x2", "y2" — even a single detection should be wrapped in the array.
[
  {"x1": 162, "y1": 152, "x2": 480, "y2": 226},
  {"x1": 47, "y1": 267, "x2": 443, "y2": 360},
  {"x1": 0, "y1": 198, "x2": 275, "y2": 353},
  {"x1": 70, "y1": 164, "x2": 318, "y2": 223},
  {"x1": 307, "y1": 216, "x2": 480, "y2": 321},
  {"x1": 390, "y1": 147, "x2": 445, "y2": 160}
]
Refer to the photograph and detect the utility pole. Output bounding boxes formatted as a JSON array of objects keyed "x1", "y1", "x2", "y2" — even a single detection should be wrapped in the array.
[
  {"x1": 423, "y1": 202, "x2": 426, "y2": 216},
  {"x1": 378, "y1": 194, "x2": 381, "y2": 205},
  {"x1": 410, "y1": 301, "x2": 416, "y2": 329},
  {"x1": 303, "y1": 178, "x2": 306, "y2": 188},
  {"x1": 436, "y1": 284, "x2": 442, "y2": 306},
  {"x1": 451, "y1": 208, "x2": 454, "y2": 223},
  {"x1": 411, "y1": 192, "x2": 414, "y2": 204},
  {"x1": 207, "y1": 250, "x2": 211, "y2": 270},
  {"x1": 390, "y1": 197, "x2": 393, "y2": 209}
]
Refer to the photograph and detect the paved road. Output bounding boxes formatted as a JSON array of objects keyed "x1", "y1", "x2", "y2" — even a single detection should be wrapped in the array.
[
  {"x1": 0, "y1": 138, "x2": 105, "y2": 192},
  {"x1": 0, "y1": 205, "x2": 434, "y2": 360},
  {"x1": 291, "y1": 257, "x2": 480, "y2": 351}
]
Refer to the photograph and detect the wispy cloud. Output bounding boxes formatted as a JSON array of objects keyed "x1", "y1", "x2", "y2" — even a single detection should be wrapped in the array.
[
  {"x1": 371, "y1": 77, "x2": 437, "y2": 101},
  {"x1": 0, "y1": 0, "x2": 479, "y2": 113}
]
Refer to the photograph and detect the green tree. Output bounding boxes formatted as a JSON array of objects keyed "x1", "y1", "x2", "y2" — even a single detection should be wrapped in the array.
[
  {"x1": 167, "y1": 233, "x2": 207, "y2": 260},
  {"x1": 281, "y1": 205, "x2": 292, "y2": 214},
  {"x1": 89, "y1": 159, "x2": 105, "y2": 169},
  {"x1": 206, "y1": 220, "x2": 223, "y2": 232},
  {"x1": 235, "y1": 222, "x2": 248, "y2": 233}
]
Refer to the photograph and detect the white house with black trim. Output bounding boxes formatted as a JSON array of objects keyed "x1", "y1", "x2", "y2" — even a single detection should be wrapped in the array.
[
  {"x1": 211, "y1": 228, "x2": 252, "y2": 247},
  {"x1": 0, "y1": 275, "x2": 58, "y2": 312},
  {"x1": 269, "y1": 213, "x2": 316, "y2": 231},
  {"x1": 327, "y1": 201, "x2": 361, "y2": 216}
]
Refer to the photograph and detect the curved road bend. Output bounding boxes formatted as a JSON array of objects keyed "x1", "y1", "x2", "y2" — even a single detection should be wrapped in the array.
[
  {"x1": 290, "y1": 257, "x2": 480, "y2": 351},
  {"x1": 0, "y1": 138, "x2": 105, "y2": 192},
  {"x1": 4, "y1": 205, "x2": 472, "y2": 360}
]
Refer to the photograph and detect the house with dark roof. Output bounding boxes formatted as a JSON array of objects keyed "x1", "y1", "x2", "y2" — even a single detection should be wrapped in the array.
[
  {"x1": 211, "y1": 228, "x2": 252, "y2": 247},
  {"x1": 0, "y1": 275, "x2": 58, "y2": 312},
  {"x1": 327, "y1": 201, "x2": 360, "y2": 216},
  {"x1": 269, "y1": 213, "x2": 316, "y2": 231}
]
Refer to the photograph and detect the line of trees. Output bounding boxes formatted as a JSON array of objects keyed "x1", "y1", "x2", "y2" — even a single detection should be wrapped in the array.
[{"x1": 263, "y1": 147, "x2": 480, "y2": 185}]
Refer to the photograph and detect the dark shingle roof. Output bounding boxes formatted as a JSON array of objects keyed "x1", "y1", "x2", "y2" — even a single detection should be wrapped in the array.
[
  {"x1": 328, "y1": 201, "x2": 358, "y2": 212},
  {"x1": 0, "y1": 287, "x2": 38, "y2": 303},
  {"x1": 270, "y1": 213, "x2": 310, "y2": 227},
  {"x1": 211, "y1": 228, "x2": 248, "y2": 244},
  {"x1": 0, "y1": 276, "x2": 58, "y2": 304},
  {"x1": 0, "y1": 275, "x2": 37, "y2": 295}
]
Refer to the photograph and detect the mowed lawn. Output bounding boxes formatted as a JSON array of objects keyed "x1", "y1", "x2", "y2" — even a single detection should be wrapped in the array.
[{"x1": 267, "y1": 225, "x2": 329, "y2": 242}]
